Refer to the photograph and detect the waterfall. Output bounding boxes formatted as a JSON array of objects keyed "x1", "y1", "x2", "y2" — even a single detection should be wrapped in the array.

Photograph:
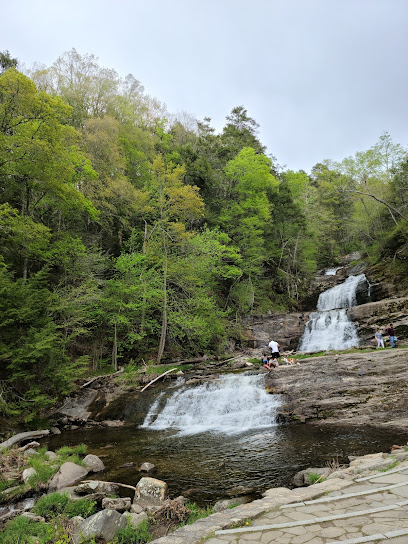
[
  {"x1": 141, "y1": 373, "x2": 280, "y2": 436},
  {"x1": 298, "y1": 274, "x2": 367, "y2": 352},
  {"x1": 324, "y1": 267, "x2": 342, "y2": 276}
]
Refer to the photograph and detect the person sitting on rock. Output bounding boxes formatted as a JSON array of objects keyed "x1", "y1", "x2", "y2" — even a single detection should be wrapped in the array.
[{"x1": 375, "y1": 328, "x2": 385, "y2": 349}]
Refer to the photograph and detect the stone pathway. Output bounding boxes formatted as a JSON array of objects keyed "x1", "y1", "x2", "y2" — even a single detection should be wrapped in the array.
[
  {"x1": 150, "y1": 452, "x2": 408, "y2": 544},
  {"x1": 210, "y1": 468, "x2": 408, "y2": 544}
]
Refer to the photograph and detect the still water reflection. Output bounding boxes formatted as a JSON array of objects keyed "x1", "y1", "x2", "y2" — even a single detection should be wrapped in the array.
[{"x1": 46, "y1": 424, "x2": 408, "y2": 505}]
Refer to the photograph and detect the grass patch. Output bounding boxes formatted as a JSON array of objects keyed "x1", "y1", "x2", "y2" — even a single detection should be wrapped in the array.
[
  {"x1": 55, "y1": 444, "x2": 87, "y2": 460},
  {"x1": 0, "y1": 515, "x2": 55, "y2": 544},
  {"x1": 185, "y1": 502, "x2": 214, "y2": 525},
  {"x1": 114, "y1": 519, "x2": 152, "y2": 544},
  {"x1": 308, "y1": 472, "x2": 326, "y2": 484},
  {"x1": 33, "y1": 491, "x2": 96, "y2": 519}
]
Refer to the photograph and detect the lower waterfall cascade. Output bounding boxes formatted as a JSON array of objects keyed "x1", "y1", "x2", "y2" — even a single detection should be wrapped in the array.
[
  {"x1": 298, "y1": 273, "x2": 368, "y2": 352},
  {"x1": 141, "y1": 373, "x2": 280, "y2": 435}
]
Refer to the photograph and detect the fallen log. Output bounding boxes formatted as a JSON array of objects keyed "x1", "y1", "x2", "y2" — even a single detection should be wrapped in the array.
[
  {"x1": 161, "y1": 356, "x2": 209, "y2": 365},
  {"x1": 141, "y1": 368, "x2": 177, "y2": 392},
  {"x1": 81, "y1": 480, "x2": 137, "y2": 492},
  {"x1": 80, "y1": 368, "x2": 124, "y2": 389},
  {"x1": 0, "y1": 430, "x2": 50, "y2": 450}
]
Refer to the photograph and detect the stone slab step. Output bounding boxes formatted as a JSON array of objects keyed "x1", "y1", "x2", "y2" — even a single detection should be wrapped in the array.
[
  {"x1": 356, "y1": 465, "x2": 408, "y2": 482},
  {"x1": 323, "y1": 528, "x2": 408, "y2": 544},
  {"x1": 280, "y1": 480, "x2": 408, "y2": 508},
  {"x1": 215, "y1": 499, "x2": 408, "y2": 535}
]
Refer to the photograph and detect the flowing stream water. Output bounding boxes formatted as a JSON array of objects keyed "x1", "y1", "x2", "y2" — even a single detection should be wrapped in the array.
[
  {"x1": 298, "y1": 274, "x2": 368, "y2": 352},
  {"x1": 45, "y1": 371, "x2": 408, "y2": 505}
]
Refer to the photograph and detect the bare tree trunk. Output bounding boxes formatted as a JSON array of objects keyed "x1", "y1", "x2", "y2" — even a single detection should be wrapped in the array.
[
  {"x1": 157, "y1": 246, "x2": 168, "y2": 364},
  {"x1": 112, "y1": 321, "x2": 118, "y2": 371},
  {"x1": 140, "y1": 221, "x2": 148, "y2": 336}
]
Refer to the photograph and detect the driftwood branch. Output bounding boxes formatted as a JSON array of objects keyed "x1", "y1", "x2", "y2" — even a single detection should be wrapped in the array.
[
  {"x1": 141, "y1": 368, "x2": 177, "y2": 392},
  {"x1": 80, "y1": 368, "x2": 124, "y2": 389},
  {"x1": 161, "y1": 356, "x2": 209, "y2": 366},
  {"x1": 0, "y1": 430, "x2": 50, "y2": 450},
  {"x1": 82, "y1": 480, "x2": 137, "y2": 492}
]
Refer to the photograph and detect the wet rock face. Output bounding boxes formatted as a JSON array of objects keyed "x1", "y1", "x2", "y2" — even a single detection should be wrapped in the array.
[
  {"x1": 349, "y1": 296, "x2": 408, "y2": 345},
  {"x1": 242, "y1": 313, "x2": 310, "y2": 351},
  {"x1": 265, "y1": 349, "x2": 408, "y2": 429}
]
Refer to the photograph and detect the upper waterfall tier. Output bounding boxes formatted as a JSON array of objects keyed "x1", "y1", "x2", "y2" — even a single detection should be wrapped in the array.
[
  {"x1": 317, "y1": 274, "x2": 367, "y2": 311},
  {"x1": 298, "y1": 274, "x2": 368, "y2": 352}
]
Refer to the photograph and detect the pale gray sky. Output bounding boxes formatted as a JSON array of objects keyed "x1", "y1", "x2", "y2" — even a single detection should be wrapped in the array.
[{"x1": 2, "y1": 0, "x2": 408, "y2": 172}]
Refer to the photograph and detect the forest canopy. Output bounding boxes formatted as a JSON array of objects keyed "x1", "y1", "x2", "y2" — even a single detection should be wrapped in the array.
[{"x1": 1, "y1": 48, "x2": 408, "y2": 421}]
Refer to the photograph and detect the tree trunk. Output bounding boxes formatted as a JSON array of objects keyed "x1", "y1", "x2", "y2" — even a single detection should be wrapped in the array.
[
  {"x1": 112, "y1": 321, "x2": 118, "y2": 371},
  {"x1": 157, "y1": 245, "x2": 168, "y2": 364}
]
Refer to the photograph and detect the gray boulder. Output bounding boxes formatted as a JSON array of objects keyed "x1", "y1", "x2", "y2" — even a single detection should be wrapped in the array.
[
  {"x1": 102, "y1": 497, "x2": 131, "y2": 512},
  {"x1": 135, "y1": 477, "x2": 168, "y2": 504},
  {"x1": 48, "y1": 462, "x2": 88, "y2": 492},
  {"x1": 83, "y1": 454, "x2": 105, "y2": 473},
  {"x1": 293, "y1": 467, "x2": 331, "y2": 487},
  {"x1": 139, "y1": 462, "x2": 156, "y2": 473},
  {"x1": 74, "y1": 480, "x2": 118, "y2": 495},
  {"x1": 122, "y1": 511, "x2": 148, "y2": 528},
  {"x1": 22, "y1": 467, "x2": 36, "y2": 482},
  {"x1": 72, "y1": 509, "x2": 127, "y2": 544},
  {"x1": 45, "y1": 451, "x2": 57, "y2": 461}
]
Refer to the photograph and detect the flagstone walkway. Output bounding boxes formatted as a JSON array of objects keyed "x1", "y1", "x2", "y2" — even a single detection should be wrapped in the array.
[{"x1": 151, "y1": 452, "x2": 408, "y2": 544}]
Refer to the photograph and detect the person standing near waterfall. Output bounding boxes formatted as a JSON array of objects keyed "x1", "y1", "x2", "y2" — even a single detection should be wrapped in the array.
[
  {"x1": 268, "y1": 339, "x2": 280, "y2": 362},
  {"x1": 387, "y1": 324, "x2": 397, "y2": 348},
  {"x1": 375, "y1": 328, "x2": 385, "y2": 349}
]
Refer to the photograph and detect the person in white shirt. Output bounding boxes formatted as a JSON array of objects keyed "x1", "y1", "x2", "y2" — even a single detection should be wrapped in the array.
[{"x1": 268, "y1": 340, "x2": 280, "y2": 362}]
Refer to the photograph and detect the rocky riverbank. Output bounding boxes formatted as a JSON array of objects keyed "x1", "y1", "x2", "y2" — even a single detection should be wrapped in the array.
[{"x1": 265, "y1": 347, "x2": 408, "y2": 429}]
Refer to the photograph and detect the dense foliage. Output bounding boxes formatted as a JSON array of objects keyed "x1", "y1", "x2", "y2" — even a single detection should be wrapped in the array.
[{"x1": 1, "y1": 48, "x2": 408, "y2": 421}]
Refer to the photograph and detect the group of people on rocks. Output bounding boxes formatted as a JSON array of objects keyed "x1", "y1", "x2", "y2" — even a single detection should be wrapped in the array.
[
  {"x1": 375, "y1": 323, "x2": 397, "y2": 349},
  {"x1": 261, "y1": 339, "x2": 297, "y2": 369},
  {"x1": 261, "y1": 324, "x2": 398, "y2": 369}
]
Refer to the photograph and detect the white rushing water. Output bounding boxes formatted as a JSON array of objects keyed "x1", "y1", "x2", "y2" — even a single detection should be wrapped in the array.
[
  {"x1": 141, "y1": 373, "x2": 280, "y2": 436},
  {"x1": 324, "y1": 267, "x2": 342, "y2": 276},
  {"x1": 298, "y1": 274, "x2": 367, "y2": 352}
]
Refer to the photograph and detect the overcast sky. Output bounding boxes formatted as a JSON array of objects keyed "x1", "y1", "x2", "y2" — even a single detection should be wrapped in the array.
[{"x1": 2, "y1": 0, "x2": 408, "y2": 172}]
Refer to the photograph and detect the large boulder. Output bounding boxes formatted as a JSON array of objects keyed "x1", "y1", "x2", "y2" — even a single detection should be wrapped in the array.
[
  {"x1": 83, "y1": 454, "x2": 105, "y2": 473},
  {"x1": 72, "y1": 509, "x2": 127, "y2": 544},
  {"x1": 135, "y1": 477, "x2": 168, "y2": 505},
  {"x1": 48, "y1": 462, "x2": 88, "y2": 492}
]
